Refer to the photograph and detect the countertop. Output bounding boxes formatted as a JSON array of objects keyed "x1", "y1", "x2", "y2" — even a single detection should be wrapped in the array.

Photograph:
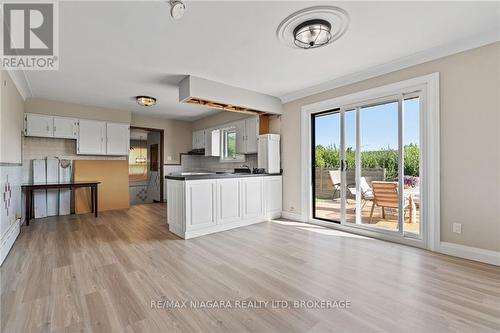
[{"x1": 166, "y1": 172, "x2": 282, "y2": 181}]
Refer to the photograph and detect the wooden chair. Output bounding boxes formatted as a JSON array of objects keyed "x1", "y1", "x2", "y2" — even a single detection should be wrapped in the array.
[
  {"x1": 329, "y1": 170, "x2": 341, "y2": 200},
  {"x1": 369, "y1": 181, "x2": 410, "y2": 223}
]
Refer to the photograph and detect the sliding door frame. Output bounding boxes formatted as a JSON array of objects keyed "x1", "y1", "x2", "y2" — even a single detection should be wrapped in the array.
[
  {"x1": 301, "y1": 73, "x2": 440, "y2": 250},
  {"x1": 311, "y1": 108, "x2": 342, "y2": 223}
]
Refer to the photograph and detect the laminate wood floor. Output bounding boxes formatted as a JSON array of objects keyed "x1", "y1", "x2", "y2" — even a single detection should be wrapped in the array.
[{"x1": 1, "y1": 203, "x2": 499, "y2": 333}]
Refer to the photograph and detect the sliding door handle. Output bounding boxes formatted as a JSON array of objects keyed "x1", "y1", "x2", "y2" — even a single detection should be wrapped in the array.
[{"x1": 340, "y1": 160, "x2": 348, "y2": 171}]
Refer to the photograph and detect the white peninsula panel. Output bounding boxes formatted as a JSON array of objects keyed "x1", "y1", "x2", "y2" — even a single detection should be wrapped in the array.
[{"x1": 167, "y1": 175, "x2": 282, "y2": 239}]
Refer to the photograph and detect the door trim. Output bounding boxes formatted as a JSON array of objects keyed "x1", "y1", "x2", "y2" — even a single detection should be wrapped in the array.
[
  {"x1": 301, "y1": 73, "x2": 440, "y2": 250},
  {"x1": 130, "y1": 126, "x2": 165, "y2": 202}
]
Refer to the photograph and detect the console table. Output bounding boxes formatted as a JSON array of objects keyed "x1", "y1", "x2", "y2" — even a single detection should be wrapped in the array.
[{"x1": 21, "y1": 181, "x2": 100, "y2": 225}]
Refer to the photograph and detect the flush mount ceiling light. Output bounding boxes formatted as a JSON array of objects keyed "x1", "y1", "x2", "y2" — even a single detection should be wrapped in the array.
[
  {"x1": 169, "y1": 0, "x2": 186, "y2": 20},
  {"x1": 277, "y1": 6, "x2": 349, "y2": 50},
  {"x1": 293, "y1": 19, "x2": 332, "y2": 49},
  {"x1": 136, "y1": 96, "x2": 157, "y2": 107}
]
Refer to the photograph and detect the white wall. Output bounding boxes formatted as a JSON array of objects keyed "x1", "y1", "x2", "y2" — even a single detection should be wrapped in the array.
[
  {"x1": 0, "y1": 69, "x2": 24, "y2": 265},
  {"x1": 25, "y1": 97, "x2": 131, "y2": 123},
  {"x1": 281, "y1": 42, "x2": 500, "y2": 252},
  {"x1": 131, "y1": 113, "x2": 192, "y2": 165},
  {"x1": 1, "y1": 69, "x2": 24, "y2": 164}
]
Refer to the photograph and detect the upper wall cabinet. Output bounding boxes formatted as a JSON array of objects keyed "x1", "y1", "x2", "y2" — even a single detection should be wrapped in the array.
[
  {"x1": 25, "y1": 113, "x2": 130, "y2": 156},
  {"x1": 235, "y1": 117, "x2": 259, "y2": 154},
  {"x1": 77, "y1": 119, "x2": 107, "y2": 155},
  {"x1": 192, "y1": 130, "x2": 205, "y2": 149},
  {"x1": 25, "y1": 113, "x2": 54, "y2": 138},
  {"x1": 106, "y1": 122, "x2": 130, "y2": 155},
  {"x1": 205, "y1": 129, "x2": 221, "y2": 157},
  {"x1": 25, "y1": 113, "x2": 77, "y2": 139},
  {"x1": 245, "y1": 117, "x2": 259, "y2": 154},
  {"x1": 53, "y1": 116, "x2": 78, "y2": 139}
]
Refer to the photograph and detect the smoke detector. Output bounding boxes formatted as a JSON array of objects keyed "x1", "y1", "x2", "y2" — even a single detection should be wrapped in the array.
[{"x1": 169, "y1": 0, "x2": 186, "y2": 20}]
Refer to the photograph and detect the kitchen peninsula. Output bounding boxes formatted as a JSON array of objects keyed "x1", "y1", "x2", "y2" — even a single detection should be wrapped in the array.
[{"x1": 166, "y1": 172, "x2": 282, "y2": 239}]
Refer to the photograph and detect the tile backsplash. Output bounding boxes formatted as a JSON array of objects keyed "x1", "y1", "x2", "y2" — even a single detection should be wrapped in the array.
[
  {"x1": 179, "y1": 154, "x2": 258, "y2": 172},
  {"x1": 22, "y1": 136, "x2": 125, "y2": 182}
]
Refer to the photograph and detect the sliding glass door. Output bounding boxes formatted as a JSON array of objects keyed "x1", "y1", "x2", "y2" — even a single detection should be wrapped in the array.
[{"x1": 312, "y1": 95, "x2": 422, "y2": 238}]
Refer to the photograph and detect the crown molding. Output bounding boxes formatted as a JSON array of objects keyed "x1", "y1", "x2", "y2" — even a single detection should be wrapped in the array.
[
  {"x1": 280, "y1": 29, "x2": 500, "y2": 103},
  {"x1": 5, "y1": 68, "x2": 33, "y2": 101}
]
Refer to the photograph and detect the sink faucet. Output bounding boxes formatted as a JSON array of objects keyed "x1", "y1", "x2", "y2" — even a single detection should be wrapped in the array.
[{"x1": 241, "y1": 164, "x2": 251, "y2": 171}]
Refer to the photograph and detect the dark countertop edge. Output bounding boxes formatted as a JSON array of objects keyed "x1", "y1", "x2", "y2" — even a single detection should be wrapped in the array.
[{"x1": 166, "y1": 173, "x2": 282, "y2": 181}]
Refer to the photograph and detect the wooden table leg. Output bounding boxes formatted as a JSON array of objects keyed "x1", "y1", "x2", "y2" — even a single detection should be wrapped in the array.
[
  {"x1": 94, "y1": 185, "x2": 98, "y2": 218},
  {"x1": 25, "y1": 189, "x2": 30, "y2": 226}
]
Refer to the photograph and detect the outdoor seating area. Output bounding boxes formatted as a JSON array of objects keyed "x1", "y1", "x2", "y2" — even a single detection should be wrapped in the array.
[{"x1": 316, "y1": 168, "x2": 420, "y2": 235}]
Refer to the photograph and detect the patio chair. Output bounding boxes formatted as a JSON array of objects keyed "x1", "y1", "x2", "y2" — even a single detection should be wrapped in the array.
[
  {"x1": 369, "y1": 181, "x2": 411, "y2": 223},
  {"x1": 347, "y1": 177, "x2": 374, "y2": 209},
  {"x1": 328, "y1": 170, "x2": 341, "y2": 200}
]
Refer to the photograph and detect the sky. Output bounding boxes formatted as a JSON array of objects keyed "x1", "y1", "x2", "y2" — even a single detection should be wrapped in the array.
[{"x1": 314, "y1": 98, "x2": 420, "y2": 151}]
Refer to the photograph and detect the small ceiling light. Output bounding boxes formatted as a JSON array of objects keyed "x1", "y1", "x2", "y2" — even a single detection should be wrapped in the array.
[
  {"x1": 169, "y1": 0, "x2": 186, "y2": 20},
  {"x1": 136, "y1": 96, "x2": 157, "y2": 107},
  {"x1": 293, "y1": 19, "x2": 332, "y2": 49}
]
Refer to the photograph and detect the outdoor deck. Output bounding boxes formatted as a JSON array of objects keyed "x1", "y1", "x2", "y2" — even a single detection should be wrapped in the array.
[{"x1": 315, "y1": 198, "x2": 420, "y2": 235}]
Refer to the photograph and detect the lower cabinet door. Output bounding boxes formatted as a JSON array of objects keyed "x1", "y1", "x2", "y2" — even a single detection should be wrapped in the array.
[
  {"x1": 185, "y1": 180, "x2": 217, "y2": 230},
  {"x1": 217, "y1": 179, "x2": 242, "y2": 224},
  {"x1": 242, "y1": 177, "x2": 264, "y2": 219},
  {"x1": 264, "y1": 176, "x2": 282, "y2": 218}
]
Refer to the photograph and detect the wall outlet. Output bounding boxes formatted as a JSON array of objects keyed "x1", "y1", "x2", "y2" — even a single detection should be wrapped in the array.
[
  {"x1": 167, "y1": 156, "x2": 172, "y2": 161},
  {"x1": 452, "y1": 223, "x2": 462, "y2": 234},
  {"x1": 290, "y1": 206, "x2": 295, "y2": 212}
]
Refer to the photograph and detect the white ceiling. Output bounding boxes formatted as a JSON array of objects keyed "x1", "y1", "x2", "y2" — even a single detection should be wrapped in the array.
[{"x1": 23, "y1": 1, "x2": 499, "y2": 121}]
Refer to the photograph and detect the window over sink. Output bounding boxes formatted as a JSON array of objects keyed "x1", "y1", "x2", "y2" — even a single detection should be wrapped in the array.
[{"x1": 221, "y1": 127, "x2": 245, "y2": 162}]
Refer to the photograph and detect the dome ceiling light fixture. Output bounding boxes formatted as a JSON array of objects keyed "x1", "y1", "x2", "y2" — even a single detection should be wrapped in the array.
[
  {"x1": 293, "y1": 19, "x2": 332, "y2": 49},
  {"x1": 136, "y1": 96, "x2": 157, "y2": 107},
  {"x1": 277, "y1": 6, "x2": 349, "y2": 50}
]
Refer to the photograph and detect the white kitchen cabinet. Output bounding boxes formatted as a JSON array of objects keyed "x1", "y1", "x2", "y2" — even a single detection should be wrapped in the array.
[
  {"x1": 167, "y1": 179, "x2": 185, "y2": 236},
  {"x1": 217, "y1": 178, "x2": 242, "y2": 224},
  {"x1": 167, "y1": 175, "x2": 281, "y2": 239},
  {"x1": 192, "y1": 130, "x2": 205, "y2": 149},
  {"x1": 192, "y1": 131, "x2": 197, "y2": 149},
  {"x1": 106, "y1": 122, "x2": 130, "y2": 155},
  {"x1": 53, "y1": 116, "x2": 77, "y2": 139},
  {"x1": 263, "y1": 176, "x2": 282, "y2": 219},
  {"x1": 242, "y1": 177, "x2": 264, "y2": 219},
  {"x1": 234, "y1": 117, "x2": 259, "y2": 154},
  {"x1": 204, "y1": 129, "x2": 221, "y2": 156},
  {"x1": 25, "y1": 113, "x2": 53, "y2": 137},
  {"x1": 234, "y1": 120, "x2": 246, "y2": 154},
  {"x1": 244, "y1": 117, "x2": 259, "y2": 153},
  {"x1": 77, "y1": 119, "x2": 106, "y2": 155},
  {"x1": 185, "y1": 180, "x2": 217, "y2": 230}
]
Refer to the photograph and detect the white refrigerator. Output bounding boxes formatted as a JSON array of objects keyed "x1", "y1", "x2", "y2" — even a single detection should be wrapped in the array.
[{"x1": 258, "y1": 134, "x2": 280, "y2": 174}]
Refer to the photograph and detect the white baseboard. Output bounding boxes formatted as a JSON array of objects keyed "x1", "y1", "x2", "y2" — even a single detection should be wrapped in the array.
[
  {"x1": 267, "y1": 211, "x2": 282, "y2": 220},
  {"x1": 0, "y1": 219, "x2": 21, "y2": 266},
  {"x1": 281, "y1": 211, "x2": 307, "y2": 222},
  {"x1": 437, "y1": 242, "x2": 500, "y2": 266},
  {"x1": 170, "y1": 217, "x2": 269, "y2": 240}
]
